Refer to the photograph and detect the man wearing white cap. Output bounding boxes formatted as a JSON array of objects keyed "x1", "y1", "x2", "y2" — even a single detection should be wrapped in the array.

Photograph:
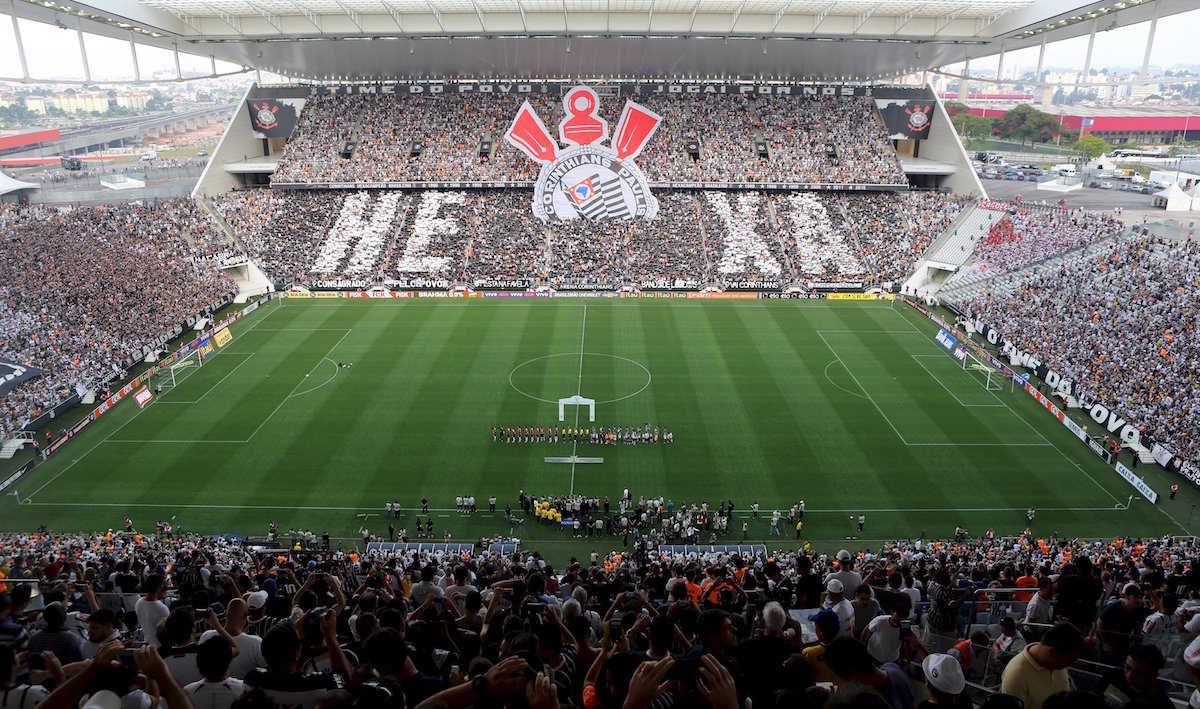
[
  {"x1": 921, "y1": 654, "x2": 967, "y2": 709},
  {"x1": 823, "y1": 578, "x2": 855, "y2": 637},
  {"x1": 826, "y1": 550, "x2": 864, "y2": 598},
  {"x1": 244, "y1": 590, "x2": 271, "y2": 637}
]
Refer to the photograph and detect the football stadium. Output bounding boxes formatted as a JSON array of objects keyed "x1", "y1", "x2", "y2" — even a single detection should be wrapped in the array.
[{"x1": 2, "y1": 0, "x2": 1200, "y2": 706}]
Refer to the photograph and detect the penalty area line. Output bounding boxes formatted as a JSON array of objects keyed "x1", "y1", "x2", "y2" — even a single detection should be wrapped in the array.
[{"x1": 24, "y1": 302, "x2": 284, "y2": 501}]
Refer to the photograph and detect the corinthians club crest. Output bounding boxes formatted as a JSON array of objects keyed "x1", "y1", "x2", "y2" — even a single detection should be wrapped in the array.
[
  {"x1": 905, "y1": 103, "x2": 932, "y2": 133},
  {"x1": 251, "y1": 100, "x2": 282, "y2": 131},
  {"x1": 506, "y1": 86, "x2": 662, "y2": 221}
]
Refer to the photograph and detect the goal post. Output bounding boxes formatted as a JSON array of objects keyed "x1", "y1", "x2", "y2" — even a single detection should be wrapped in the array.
[
  {"x1": 155, "y1": 347, "x2": 202, "y2": 390},
  {"x1": 959, "y1": 347, "x2": 1013, "y2": 392}
]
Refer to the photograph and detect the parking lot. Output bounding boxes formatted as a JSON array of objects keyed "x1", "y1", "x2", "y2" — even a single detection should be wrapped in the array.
[{"x1": 979, "y1": 177, "x2": 1158, "y2": 211}]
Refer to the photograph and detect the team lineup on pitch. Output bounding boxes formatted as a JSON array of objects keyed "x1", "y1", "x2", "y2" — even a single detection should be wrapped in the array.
[{"x1": 4, "y1": 297, "x2": 1190, "y2": 556}]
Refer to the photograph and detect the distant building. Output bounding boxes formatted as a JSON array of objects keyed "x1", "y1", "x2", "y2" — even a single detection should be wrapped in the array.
[
  {"x1": 963, "y1": 104, "x2": 1200, "y2": 145},
  {"x1": 50, "y1": 92, "x2": 111, "y2": 114},
  {"x1": 114, "y1": 92, "x2": 151, "y2": 110}
]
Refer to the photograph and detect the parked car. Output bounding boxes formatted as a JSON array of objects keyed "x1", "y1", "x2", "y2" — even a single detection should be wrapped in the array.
[{"x1": 1100, "y1": 181, "x2": 1114, "y2": 189}]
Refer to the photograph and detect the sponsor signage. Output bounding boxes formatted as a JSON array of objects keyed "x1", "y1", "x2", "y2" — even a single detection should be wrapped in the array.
[
  {"x1": 827, "y1": 293, "x2": 877, "y2": 301},
  {"x1": 480, "y1": 291, "x2": 552, "y2": 298},
  {"x1": 935, "y1": 328, "x2": 957, "y2": 352},
  {"x1": 0, "y1": 360, "x2": 44, "y2": 396},
  {"x1": 0, "y1": 460, "x2": 32, "y2": 495},
  {"x1": 1115, "y1": 462, "x2": 1158, "y2": 503},
  {"x1": 1087, "y1": 436, "x2": 1114, "y2": 464},
  {"x1": 684, "y1": 292, "x2": 760, "y2": 299},
  {"x1": 952, "y1": 346, "x2": 968, "y2": 363},
  {"x1": 472, "y1": 279, "x2": 533, "y2": 290},
  {"x1": 134, "y1": 386, "x2": 153, "y2": 409},
  {"x1": 212, "y1": 328, "x2": 232, "y2": 348},
  {"x1": 807, "y1": 281, "x2": 865, "y2": 291},
  {"x1": 759, "y1": 292, "x2": 821, "y2": 300},
  {"x1": 725, "y1": 280, "x2": 780, "y2": 291}
]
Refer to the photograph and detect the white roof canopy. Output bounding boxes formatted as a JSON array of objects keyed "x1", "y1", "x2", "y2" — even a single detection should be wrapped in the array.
[
  {"x1": 5, "y1": 0, "x2": 1189, "y2": 79},
  {"x1": 0, "y1": 172, "x2": 39, "y2": 197}
]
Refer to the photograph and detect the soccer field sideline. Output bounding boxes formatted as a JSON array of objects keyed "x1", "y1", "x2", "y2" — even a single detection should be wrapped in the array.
[{"x1": 5, "y1": 296, "x2": 1194, "y2": 559}]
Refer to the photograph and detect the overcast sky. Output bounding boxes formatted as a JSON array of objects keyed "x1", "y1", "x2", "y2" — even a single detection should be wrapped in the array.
[{"x1": 1, "y1": 7, "x2": 1199, "y2": 83}]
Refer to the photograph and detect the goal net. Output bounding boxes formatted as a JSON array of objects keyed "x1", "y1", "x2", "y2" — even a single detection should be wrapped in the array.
[
  {"x1": 154, "y1": 347, "x2": 203, "y2": 390},
  {"x1": 957, "y1": 346, "x2": 1011, "y2": 392}
]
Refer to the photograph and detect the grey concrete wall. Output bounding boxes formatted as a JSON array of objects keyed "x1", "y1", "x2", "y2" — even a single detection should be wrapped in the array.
[
  {"x1": 193, "y1": 84, "x2": 263, "y2": 197},
  {"x1": 919, "y1": 85, "x2": 985, "y2": 197}
]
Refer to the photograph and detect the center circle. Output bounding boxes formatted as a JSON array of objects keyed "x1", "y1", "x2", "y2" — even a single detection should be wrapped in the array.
[{"x1": 508, "y1": 353, "x2": 651, "y2": 405}]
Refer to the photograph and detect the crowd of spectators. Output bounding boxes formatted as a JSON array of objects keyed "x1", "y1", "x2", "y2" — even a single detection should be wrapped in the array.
[
  {"x1": 951, "y1": 233, "x2": 1200, "y2": 467},
  {"x1": 0, "y1": 200, "x2": 237, "y2": 441},
  {"x1": 211, "y1": 188, "x2": 965, "y2": 291},
  {"x1": 1, "y1": 522, "x2": 1198, "y2": 709},
  {"x1": 272, "y1": 91, "x2": 906, "y2": 186},
  {"x1": 948, "y1": 203, "x2": 1124, "y2": 285},
  {"x1": 815, "y1": 192, "x2": 970, "y2": 286}
]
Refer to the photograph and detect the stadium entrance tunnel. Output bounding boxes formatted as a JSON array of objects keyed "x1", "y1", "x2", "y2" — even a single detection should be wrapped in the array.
[{"x1": 508, "y1": 353, "x2": 651, "y2": 405}]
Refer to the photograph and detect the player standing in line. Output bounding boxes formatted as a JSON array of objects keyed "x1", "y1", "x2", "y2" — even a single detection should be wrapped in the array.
[
  {"x1": 752, "y1": 502, "x2": 759, "y2": 519},
  {"x1": 1026, "y1": 507, "x2": 1036, "y2": 528},
  {"x1": 492, "y1": 425, "x2": 498, "y2": 442},
  {"x1": 421, "y1": 496, "x2": 429, "y2": 514},
  {"x1": 455, "y1": 496, "x2": 463, "y2": 513},
  {"x1": 386, "y1": 501, "x2": 393, "y2": 519},
  {"x1": 857, "y1": 514, "x2": 865, "y2": 533},
  {"x1": 798, "y1": 499, "x2": 805, "y2": 520},
  {"x1": 415, "y1": 519, "x2": 423, "y2": 538}
]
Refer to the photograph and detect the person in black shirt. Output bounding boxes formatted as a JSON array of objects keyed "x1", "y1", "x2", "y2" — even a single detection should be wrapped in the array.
[
  {"x1": 1056, "y1": 557, "x2": 1103, "y2": 631},
  {"x1": 244, "y1": 616, "x2": 349, "y2": 708},
  {"x1": 1094, "y1": 643, "x2": 1174, "y2": 709},
  {"x1": 1097, "y1": 583, "x2": 1146, "y2": 665}
]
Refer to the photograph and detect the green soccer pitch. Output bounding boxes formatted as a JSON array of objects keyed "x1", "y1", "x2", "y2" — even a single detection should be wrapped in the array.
[{"x1": 4, "y1": 298, "x2": 1193, "y2": 561}]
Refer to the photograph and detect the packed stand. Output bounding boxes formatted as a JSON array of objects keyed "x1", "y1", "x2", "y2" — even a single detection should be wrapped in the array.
[
  {"x1": 272, "y1": 90, "x2": 906, "y2": 186},
  {"x1": 214, "y1": 189, "x2": 966, "y2": 291},
  {"x1": 1, "y1": 523, "x2": 1198, "y2": 709},
  {"x1": 950, "y1": 203, "x2": 1124, "y2": 283},
  {"x1": 951, "y1": 234, "x2": 1200, "y2": 467},
  {"x1": 815, "y1": 191, "x2": 970, "y2": 286},
  {"x1": 0, "y1": 201, "x2": 237, "y2": 441}
]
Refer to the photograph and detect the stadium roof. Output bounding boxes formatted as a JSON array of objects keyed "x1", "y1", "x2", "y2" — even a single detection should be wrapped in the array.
[{"x1": 8, "y1": 0, "x2": 1199, "y2": 79}]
